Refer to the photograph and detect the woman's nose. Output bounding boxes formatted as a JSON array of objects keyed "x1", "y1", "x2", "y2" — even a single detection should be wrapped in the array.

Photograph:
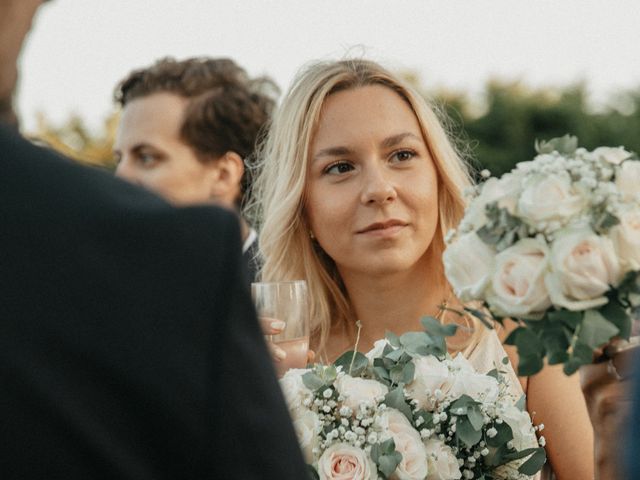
[{"x1": 359, "y1": 164, "x2": 397, "y2": 205}]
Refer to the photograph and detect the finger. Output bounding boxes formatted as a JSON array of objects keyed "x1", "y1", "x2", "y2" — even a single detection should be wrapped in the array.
[
  {"x1": 268, "y1": 342, "x2": 287, "y2": 362},
  {"x1": 307, "y1": 349, "x2": 316, "y2": 364},
  {"x1": 259, "y1": 317, "x2": 286, "y2": 335}
]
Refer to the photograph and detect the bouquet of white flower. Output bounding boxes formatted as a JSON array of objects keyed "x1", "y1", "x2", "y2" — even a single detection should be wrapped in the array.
[
  {"x1": 443, "y1": 136, "x2": 640, "y2": 375},
  {"x1": 281, "y1": 318, "x2": 545, "y2": 480}
]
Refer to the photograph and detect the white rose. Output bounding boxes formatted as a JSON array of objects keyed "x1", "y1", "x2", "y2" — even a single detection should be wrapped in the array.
[
  {"x1": 365, "y1": 339, "x2": 391, "y2": 365},
  {"x1": 500, "y1": 405, "x2": 538, "y2": 451},
  {"x1": 448, "y1": 368, "x2": 500, "y2": 404},
  {"x1": 444, "y1": 232, "x2": 496, "y2": 302},
  {"x1": 317, "y1": 443, "x2": 377, "y2": 480},
  {"x1": 615, "y1": 160, "x2": 640, "y2": 201},
  {"x1": 405, "y1": 355, "x2": 454, "y2": 410},
  {"x1": 593, "y1": 146, "x2": 632, "y2": 165},
  {"x1": 609, "y1": 208, "x2": 640, "y2": 271},
  {"x1": 335, "y1": 375, "x2": 388, "y2": 412},
  {"x1": 466, "y1": 174, "x2": 522, "y2": 228},
  {"x1": 486, "y1": 238, "x2": 552, "y2": 318},
  {"x1": 545, "y1": 227, "x2": 622, "y2": 311},
  {"x1": 380, "y1": 409, "x2": 429, "y2": 480},
  {"x1": 517, "y1": 173, "x2": 586, "y2": 225},
  {"x1": 423, "y1": 439, "x2": 462, "y2": 480},
  {"x1": 293, "y1": 409, "x2": 322, "y2": 463},
  {"x1": 279, "y1": 368, "x2": 312, "y2": 416}
]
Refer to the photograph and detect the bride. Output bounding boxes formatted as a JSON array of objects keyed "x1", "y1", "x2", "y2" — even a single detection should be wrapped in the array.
[{"x1": 249, "y1": 58, "x2": 593, "y2": 479}]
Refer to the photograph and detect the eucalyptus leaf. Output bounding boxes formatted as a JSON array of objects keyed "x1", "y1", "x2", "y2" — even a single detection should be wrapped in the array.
[
  {"x1": 486, "y1": 421, "x2": 513, "y2": 448},
  {"x1": 579, "y1": 310, "x2": 619, "y2": 349},
  {"x1": 385, "y1": 331, "x2": 401, "y2": 348},
  {"x1": 535, "y1": 135, "x2": 578, "y2": 155},
  {"x1": 599, "y1": 298, "x2": 631, "y2": 340},
  {"x1": 302, "y1": 372, "x2": 325, "y2": 391},
  {"x1": 467, "y1": 404, "x2": 484, "y2": 430},
  {"x1": 518, "y1": 447, "x2": 547, "y2": 475},
  {"x1": 307, "y1": 464, "x2": 320, "y2": 480},
  {"x1": 456, "y1": 416, "x2": 482, "y2": 447},
  {"x1": 385, "y1": 347, "x2": 406, "y2": 362},
  {"x1": 563, "y1": 342, "x2": 594, "y2": 375},
  {"x1": 548, "y1": 309, "x2": 582, "y2": 330},
  {"x1": 420, "y1": 315, "x2": 458, "y2": 338},
  {"x1": 384, "y1": 387, "x2": 413, "y2": 422},
  {"x1": 378, "y1": 452, "x2": 402, "y2": 478},
  {"x1": 334, "y1": 351, "x2": 369, "y2": 377},
  {"x1": 402, "y1": 361, "x2": 415, "y2": 384}
]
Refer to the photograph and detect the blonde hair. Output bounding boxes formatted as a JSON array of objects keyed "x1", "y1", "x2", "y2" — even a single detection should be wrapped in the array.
[{"x1": 248, "y1": 58, "x2": 474, "y2": 353}]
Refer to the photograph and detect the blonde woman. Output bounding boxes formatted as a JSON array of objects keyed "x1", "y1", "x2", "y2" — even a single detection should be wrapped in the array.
[{"x1": 249, "y1": 59, "x2": 593, "y2": 479}]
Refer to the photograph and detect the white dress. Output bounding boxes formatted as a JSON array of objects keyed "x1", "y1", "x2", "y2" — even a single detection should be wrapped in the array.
[{"x1": 463, "y1": 327, "x2": 550, "y2": 480}]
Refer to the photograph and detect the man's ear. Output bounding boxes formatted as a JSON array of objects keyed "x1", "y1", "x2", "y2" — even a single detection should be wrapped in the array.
[{"x1": 207, "y1": 151, "x2": 244, "y2": 205}]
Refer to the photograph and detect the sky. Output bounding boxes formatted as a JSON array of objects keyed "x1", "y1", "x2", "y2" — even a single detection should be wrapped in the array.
[{"x1": 15, "y1": 0, "x2": 640, "y2": 133}]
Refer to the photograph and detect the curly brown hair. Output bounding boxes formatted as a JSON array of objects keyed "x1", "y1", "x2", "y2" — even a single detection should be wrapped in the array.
[{"x1": 114, "y1": 57, "x2": 278, "y2": 204}]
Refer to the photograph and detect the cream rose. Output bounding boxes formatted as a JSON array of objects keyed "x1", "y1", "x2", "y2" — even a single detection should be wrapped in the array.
[
  {"x1": 317, "y1": 443, "x2": 377, "y2": 480},
  {"x1": 335, "y1": 375, "x2": 388, "y2": 412},
  {"x1": 279, "y1": 368, "x2": 312, "y2": 415},
  {"x1": 380, "y1": 409, "x2": 429, "y2": 480},
  {"x1": 448, "y1": 357, "x2": 500, "y2": 403},
  {"x1": 405, "y1": 355, "x2": 454, "y2": 410},
  {"x1": 466, "y1": 173, "x2": 522, "y2": 228},
  {"x1": 615, "y1": 160, "x2": 640, "y2": 201},
  {"x1": 444, "y1": 232, "x2": 496, "y2": 302},
  {"x1": 545, "y1": 227, "x2": 621, "y2": 311},
  {"x1": 517, "y1": 173, "x2": 586, "y2": 225},
  {"x1": 293, "y1": 410, "x2": 322, "y2": 463},
  {"x1": 500, "y1": 405, "x2": 538, "y2": 451},
  {"x1": 609, "y1": 208, "x2": 640, "y2": 271},
  {"x1": 423, "y1": 439, "x2": 462, "y2": 480},
  {"x1": 593, "y1": 146, "x2": 633, "y2": 165},
  {"x1": 486, "y1": 238, "x2": 551, "y2": 318}
]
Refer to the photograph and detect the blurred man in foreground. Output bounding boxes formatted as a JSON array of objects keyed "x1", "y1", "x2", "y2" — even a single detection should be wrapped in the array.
[{"x1": 0, "y1": 1, "x2": 307, "y2": 478}]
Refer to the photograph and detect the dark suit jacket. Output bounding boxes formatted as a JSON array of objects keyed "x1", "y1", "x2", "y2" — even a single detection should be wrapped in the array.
[{"x1": 0, "y1": 125, "x2": 307, "y2": 479}]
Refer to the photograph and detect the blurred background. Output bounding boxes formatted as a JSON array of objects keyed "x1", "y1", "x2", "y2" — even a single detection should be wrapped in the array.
[{"x1": 16, "y1": 0, "x2": 640, "y2": 173}]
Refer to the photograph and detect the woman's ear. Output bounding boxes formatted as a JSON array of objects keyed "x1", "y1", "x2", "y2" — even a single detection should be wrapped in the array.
[{"x1": 207, "y1": 151, "x2": 244, "y2": 206}]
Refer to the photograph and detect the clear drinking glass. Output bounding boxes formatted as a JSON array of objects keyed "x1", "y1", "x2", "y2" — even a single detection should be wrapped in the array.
[{"x1": 251, "y1": 280, "x2": 310, "y2": 377}]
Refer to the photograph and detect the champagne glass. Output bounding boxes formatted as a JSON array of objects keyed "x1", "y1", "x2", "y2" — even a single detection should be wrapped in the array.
[{"x1": 251, "y1": 280, "x2": 309, "y2": 377}]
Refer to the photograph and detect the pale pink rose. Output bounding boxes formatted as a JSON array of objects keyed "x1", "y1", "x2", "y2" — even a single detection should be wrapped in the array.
[
  {"x1": 500, "y1": 405, "x2": 538, "y2": 451},
  {"x1": 487, "y1": 238, "x2": 551, "y2": 318},
  {"x1": 517, "y1": 173, "x2": 586, "y2": 224},
  {"x1": 448, "y1": 355, "x2": 500, "y2": 403},
  {"x1": 615, "y1": 160, "x2": 640, "y2": 201},
  {"x1": 335, "y1": 375, "x2": 388, "y2": 412},
  {"x1": 610, "y1": 208, "x2": 640, "y2": 271},
  {"x1": 545, "y1": 227, "x2": 621, "y2": 311},
  {"x1": 380, "y1": 409, "x2": 429, "y2": 480},
  {"x1": 317, "y1": 443, "x2": 377, "y2": 480},
  {"x1": 293, "y1": 410, "x2": 322, "y2": 463},
  {"x1": 443, "y1": 232, "x2": 495, "y2": 302},
  {"x1": 593, "y1": 146, "x2": 632, "y2": 165},
  {"x1": 405, "y1": 356, "x2": 454, "y2": 410},
  {"x1": 423, "y1": 439, "x2": 462, "y2": 480}
]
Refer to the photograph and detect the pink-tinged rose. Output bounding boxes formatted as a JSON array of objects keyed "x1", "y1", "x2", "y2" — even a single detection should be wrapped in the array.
[
  {"x1": 405, "y1": 355, "x2": 454, "y2": 410},
  {"x1": 545, "y1": 227, "x2": 621, "y2": 311},
  {"x1": 279, "y1": 368, "x2": 312, "y2": 415},
  {"x1": 293, "y1": 410, "x2": 322, "y2": 463},
  {"x1": 444, "y1": 232, "x2": 496, "y2": 302},
  {"x1": 335, "y1": 375, "x2": 388, "y2": 412},
  {"x1": 423, "y1": 439, "x2": 462, "y2": 480},
  {"x1": 593, "y1": 146, "x2": 632, "y2": 165},
  {"x1": 486, "y1": 238, "x2": 551, "y2": 318},
  {"x1": 610, "y1": 208, "x2": 640, "y2": 271},
  {"x1": 615, "y1": 160, "x2": 640, "y2": 201},
  {"x1": 380, "y1": 409, "x2": 429, "y2": 480},
  {"x1": 517, "y1": 173, "x2": 586, "y2": 225},
  {"x1": 317, "y1": 443, "x2": 377, "y2": 480}
]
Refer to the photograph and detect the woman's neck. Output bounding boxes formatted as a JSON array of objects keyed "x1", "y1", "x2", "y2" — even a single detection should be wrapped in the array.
[{"x1": 334, "y1": 250, "x2": 449, "y2": 355}]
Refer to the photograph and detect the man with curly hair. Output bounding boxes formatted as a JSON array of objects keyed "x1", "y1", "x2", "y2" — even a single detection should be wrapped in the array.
[{"x1": 113, "y1": 57, "x2": 277, "y2": 281}]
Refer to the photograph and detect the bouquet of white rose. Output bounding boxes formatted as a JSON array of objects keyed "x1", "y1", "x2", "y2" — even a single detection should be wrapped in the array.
[
  {"x1": 443, "y1": 136, "x2": 640, "y2": 375},
  {"x1": 281, "y1": 318, "x2": 545, "y2": 480}
]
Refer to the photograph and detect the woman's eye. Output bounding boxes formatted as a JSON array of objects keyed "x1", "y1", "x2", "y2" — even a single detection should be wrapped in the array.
[
  {"x1": 391, "y1": 150, "x2": 415, "y2": 163},
  {"x1": 324, "y1": 161, "x2": 354, "y2": 175},
  {"x1": 137, "y1": 152, "x2": 158, "y2": 166}
]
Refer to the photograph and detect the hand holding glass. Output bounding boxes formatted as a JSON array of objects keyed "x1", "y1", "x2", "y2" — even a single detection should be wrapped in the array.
[{"x1": 251, "y1": 281, "x2": 310, "y2": 377}]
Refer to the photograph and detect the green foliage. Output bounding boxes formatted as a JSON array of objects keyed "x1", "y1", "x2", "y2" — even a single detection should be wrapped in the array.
[{"x1": 406, "y1": 75, "x2": 640, "y2": 177}]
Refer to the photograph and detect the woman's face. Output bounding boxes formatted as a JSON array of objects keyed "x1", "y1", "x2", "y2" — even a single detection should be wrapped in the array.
[{"x1": 306, "y1": 85, "x2": 439, "y2": 278}]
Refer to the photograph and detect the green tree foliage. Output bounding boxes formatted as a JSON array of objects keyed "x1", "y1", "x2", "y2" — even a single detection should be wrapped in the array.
[{"x1": 409, "y1": 75, "x2": 640, "y2": 177}]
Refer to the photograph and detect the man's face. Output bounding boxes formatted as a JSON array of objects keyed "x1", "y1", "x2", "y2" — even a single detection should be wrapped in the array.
[
  {"x1": 0, "y1": 0, "x2": 44, "y2": 121},
  {"x1": 113, "y1": 92, "x2": 221, "y2": 205}
]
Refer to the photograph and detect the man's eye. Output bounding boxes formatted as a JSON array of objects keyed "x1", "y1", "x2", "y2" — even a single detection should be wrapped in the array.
[{"x1": 325, "y1": 161, "x2": 354, "y2": 175}]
